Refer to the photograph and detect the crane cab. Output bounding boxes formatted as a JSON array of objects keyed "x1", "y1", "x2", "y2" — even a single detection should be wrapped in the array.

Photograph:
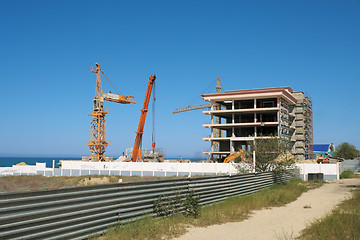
[{"x1": 93, "y1": 97, "x2": 104, "y2": 111}]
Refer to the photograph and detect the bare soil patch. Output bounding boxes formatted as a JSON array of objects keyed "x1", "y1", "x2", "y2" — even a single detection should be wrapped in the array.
[
  {"x1": 0, "y1": 175, "x2": 176, "y2": 193},
  {"x1": 174, "y1": 178, "x2": 360, "y2": 240}
]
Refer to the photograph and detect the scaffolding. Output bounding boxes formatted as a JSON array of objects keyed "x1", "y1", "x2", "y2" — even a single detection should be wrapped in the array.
[
  {"x1": 304, "y1": 96, "x2": 313, "y2": 159},
  {"x1": 293, "y1": 92, "x2": 313, "y2": 160}
]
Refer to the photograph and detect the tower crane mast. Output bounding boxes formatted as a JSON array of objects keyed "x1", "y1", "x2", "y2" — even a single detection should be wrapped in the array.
[{"x1": 87, "y1": 63, "x2": 135, "y2": 161}]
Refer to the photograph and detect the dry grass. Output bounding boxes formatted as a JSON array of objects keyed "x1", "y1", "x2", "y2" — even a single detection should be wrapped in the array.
[
  {"x1": 193, "y1": 179, "x2": 323, "y2": 227},
  {"x1": 0, "y1": 175, "x2": 178, "y2": 193},
  {"x1": 299, "y1": 189, "x2": 360, "y2": 240},
  {"x1": 98, "y1": 179, "x2": 324, "y2": 240}
]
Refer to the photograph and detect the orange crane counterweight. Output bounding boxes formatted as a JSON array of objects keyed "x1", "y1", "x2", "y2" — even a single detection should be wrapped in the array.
[{"x1": 132, "y1": 75, "x2": 156, "y2": 162}]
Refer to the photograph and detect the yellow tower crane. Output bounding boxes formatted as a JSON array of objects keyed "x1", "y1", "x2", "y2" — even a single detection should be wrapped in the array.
[{"x1": 86, "y1": 63, "x2": 135, "y2": 161}]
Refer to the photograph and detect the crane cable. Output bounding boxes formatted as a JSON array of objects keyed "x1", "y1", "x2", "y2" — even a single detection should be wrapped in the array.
[
  {"x1": 102, "y1": 71, "x2": 125, "y2": 96},
  {"x1": 152, "y1": 81, "x2": 156, "y2": 150},
  {"x1": 187, "y1": 79, "x2": 218, "y2": 107}
]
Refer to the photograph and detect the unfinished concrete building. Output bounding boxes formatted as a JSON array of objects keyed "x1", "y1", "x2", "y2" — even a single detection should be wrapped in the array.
[{"x1": 201, "y1": 87, "x2": 313, "y2": 161}]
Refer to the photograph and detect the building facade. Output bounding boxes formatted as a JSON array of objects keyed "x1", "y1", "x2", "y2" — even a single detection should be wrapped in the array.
[{"x1": 202, "y1": 87, "x2": 313, "y2": 161}]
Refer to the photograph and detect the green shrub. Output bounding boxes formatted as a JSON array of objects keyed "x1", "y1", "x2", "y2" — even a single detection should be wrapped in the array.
[
  {"x1": 153, "y1": 190, "x2": 200, "y2": 218},
  {"x1": 340, "y1": 170, "x2": 356, "y2": 179},
  {"x1": 183, "y1": 190, "x2": 200, "y2": 218},
  {"x1": 335, "y1": 142, "x2": 360, "y2": 159},
  {"x1": 153, "y1": 193, "x2": 182, "y2": 217}
]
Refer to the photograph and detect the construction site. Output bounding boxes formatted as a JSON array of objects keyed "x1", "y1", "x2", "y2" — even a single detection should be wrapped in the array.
[
  {"x1": 0, "y1": 63, "x2": 345, "y2": 182},
  {"x1": 78, "y1": 64, "x2": 315, "y2": 163}
]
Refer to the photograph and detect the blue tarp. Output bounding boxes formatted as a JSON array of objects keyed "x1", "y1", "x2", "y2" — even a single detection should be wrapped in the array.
[{"x1": 313, "y1": 144, "x2": 330, "y2": 152}]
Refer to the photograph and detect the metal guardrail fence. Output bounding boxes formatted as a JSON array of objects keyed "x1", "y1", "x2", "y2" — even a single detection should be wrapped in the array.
[{"x1": 0, "y1": 171, "x2": 291, "y2": 240}]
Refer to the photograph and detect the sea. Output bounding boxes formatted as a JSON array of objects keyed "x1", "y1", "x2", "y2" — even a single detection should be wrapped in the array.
[
  {"x1": 0, "y1": 156, "x2": 206, "y2": 168},
  {"x1": 0, "y1": 157, "x2": 81, "y2": 168}
]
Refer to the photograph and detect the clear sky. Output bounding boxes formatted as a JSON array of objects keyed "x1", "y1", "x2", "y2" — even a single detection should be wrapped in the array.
[{"x1": 1, "y1": 0, "x2": 359, "y2": 158}]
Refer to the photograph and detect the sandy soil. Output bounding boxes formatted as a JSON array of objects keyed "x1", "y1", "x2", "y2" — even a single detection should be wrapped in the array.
[{"x1": 174, "y1": 178, "x2": 360, "y2": 240}]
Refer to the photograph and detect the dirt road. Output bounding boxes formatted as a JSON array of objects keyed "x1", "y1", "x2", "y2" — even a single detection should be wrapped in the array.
[{"x1": 174, "y1": 178, "x2": 360, "y2": 240}]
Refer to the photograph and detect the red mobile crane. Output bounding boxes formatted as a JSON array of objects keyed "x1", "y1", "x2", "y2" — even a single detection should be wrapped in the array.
[{"x1": 131, "y1": 75, "x2": 156, "y2": 162}]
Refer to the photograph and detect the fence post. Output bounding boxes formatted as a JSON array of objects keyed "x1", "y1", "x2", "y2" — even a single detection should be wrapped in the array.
[
  {"x1": 52, "y1": 160, "x2": 55, "y2": 176},
  {"x1": 141, "y1": 162, "x2": 144, "y2": 177},
  {"x1": 202, "y1": 161, "x2": 204, "y2": 176},
  {"x1": 253, "y1": 151, "x2": 256, "y2": 173},
  {"x1": 188, "y1": 162, "x2": 191, "y2": 177},
  {"x1": 176, "y1": 162, "x2": 179, "y2": 177},
  {"x1": 302, "y1": 163, "x2": 305, "y2": 180},
  {"x1": 215, "y1": 162, "x2": 218, "y2": 176},
  {"x1": 152, "y1": 162, "x2": 155, "y2": 177},
  {"x1": 119, "y1": 161, "x2": 122, "y2": 176}
]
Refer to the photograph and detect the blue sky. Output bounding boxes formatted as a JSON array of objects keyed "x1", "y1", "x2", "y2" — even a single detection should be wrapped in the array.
[{"x1": 0, "y1": 0, "x2": 359, "y2": 158}]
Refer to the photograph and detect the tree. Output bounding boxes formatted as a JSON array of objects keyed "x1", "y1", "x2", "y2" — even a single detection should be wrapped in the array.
[
  {"x1": 335, "y1": 142, "x2": 360, "y2": 159},
  {"x1": 236, "y1": 137, "x2": 296, "y2": 180}
]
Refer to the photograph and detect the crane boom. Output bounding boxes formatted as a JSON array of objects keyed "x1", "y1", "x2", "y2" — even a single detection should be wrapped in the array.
[
  {"x1": 172, "y1": 103, "x2": 211, "y2": 114},
  {"x1": 132, "y1": 75, "x2": 156, "y2": 162},
  {"x1": 172, "y1": 77, "x2": 222, "y2": 114},
  {"x1": 103, "y1": 92, "x2": 135, "y2": 104}
]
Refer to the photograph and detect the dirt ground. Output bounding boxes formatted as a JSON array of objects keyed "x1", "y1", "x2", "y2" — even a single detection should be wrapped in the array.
[
  {"x1": 0, "y1": 175, "x2": 175, "y2": 192},
  {"x1": 174, "y1": 178, "x2": 360, "y2": 240}
]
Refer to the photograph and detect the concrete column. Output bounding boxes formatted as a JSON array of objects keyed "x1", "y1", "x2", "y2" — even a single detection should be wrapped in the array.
[
  {"x1": 232, "y1": 127, "x2": 235, "y2": 137},
  {"x1": 232, "y1": 113, "x2": 234, "y2": 124},
  {"x1": 230, "y1": 140, "x2": 234, "y2": 153},
  {"x1": 232, "y1": 100, "x2": 234, "y2": 110},
  {"x1": 254, "y1": 98, "x2": 256, "y2": 109},
  {"x1": 255, "y1": 126, "x2": 257, "y2": 137}
]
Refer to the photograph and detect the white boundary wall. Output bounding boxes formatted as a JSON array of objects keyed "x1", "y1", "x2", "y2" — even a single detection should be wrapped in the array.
[
  {"x1": 60, "y1": 161, "x2": 240, "y2": 176},
  {"x1": 0, "y1": 161, "x2": 241, "y2": 177},
  {"x1": 0, "y1": 161, "x2": 344, "y2": 181},
  {"x1": 296, "y1": 162, "x2": 344, "y2": 181}
]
